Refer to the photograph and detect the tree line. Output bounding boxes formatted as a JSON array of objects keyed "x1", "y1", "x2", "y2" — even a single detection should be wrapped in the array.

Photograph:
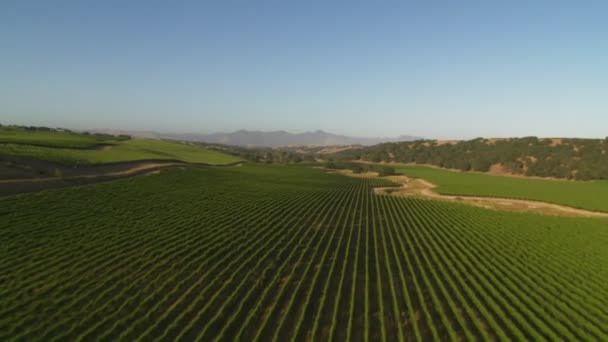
[
  {"x1": 193, "y1": 142, "x2": 317, "y2": 164},
  {"x1": 326, "y1": 137, "x2": 608, "y2": 180},
  {"x1": 0, "y1": 124, "x2": 131, "y2": 141}
]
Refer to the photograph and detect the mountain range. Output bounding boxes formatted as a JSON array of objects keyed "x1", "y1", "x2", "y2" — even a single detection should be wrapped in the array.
[{"x1": 89, "y1": 129, "x2": 421, "y2": 147}]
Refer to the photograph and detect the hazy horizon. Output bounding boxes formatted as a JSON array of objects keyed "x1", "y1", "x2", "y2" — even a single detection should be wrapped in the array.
[{"x1": 2, "y1": 1, "x2": 607, "y2": 139}]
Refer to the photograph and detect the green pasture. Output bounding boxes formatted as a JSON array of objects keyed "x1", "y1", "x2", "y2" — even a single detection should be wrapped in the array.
[
  {"x1": 394, "y1": 164, "x2": 608, "y2": 212},
  {"x1": 0, "y1": 138, "x2": 242, "y2": 165},
  {"x1": 0, "y1": 130, "x2": 116, "y2": 148}
]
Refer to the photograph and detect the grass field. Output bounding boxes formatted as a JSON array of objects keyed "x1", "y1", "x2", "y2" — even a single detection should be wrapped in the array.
[
  {"x1": 0, "y1": 138, "x2": 242, "y2": 165},
  {"x1": 1, "y1": 164, "x2": 606, "y2": 340},
  {"x1": 0, "y1": 130, "x2": 118, "y2": 148},
  {"x1": 394, "y1": 164, "x2": 608, "y2": 212}
]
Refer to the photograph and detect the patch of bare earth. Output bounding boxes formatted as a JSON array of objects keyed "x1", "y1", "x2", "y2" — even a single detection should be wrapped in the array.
[
  {"x1": 435, "y1": 140, "x2": 459, "y2": 146},
  {"x1": 328, "y1": 169, "x2": 379, "y2": 178},
  {"x1": 525, "y1": 155, "x2": 538, "y2": 163},
  {"x1": 350, "y1": 159, "x2": 399, "y2": 166},
  {"x1": 548, "y1": 138, "x2": 563, "y2": 147},
  {"x1": 107, "y1": 163, "x2": 177, "y2": 176},
  {"x1": 484, "y1": 138, "x2": 510, "y2": 145},
  {"x1": 335, "y1": 170, "x2": 608, "y2": 218},
  {"x1": 317, "y1": 145, "x2": 359, "y2": 154},
  {"x1": 487, "y1": 163, "x2": 517, "y2": 177}
]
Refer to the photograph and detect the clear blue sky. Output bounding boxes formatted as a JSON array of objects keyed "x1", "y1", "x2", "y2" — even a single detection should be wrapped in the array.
[{"x1": 1, "y1": 1, "x2": 607, "y2": 139}]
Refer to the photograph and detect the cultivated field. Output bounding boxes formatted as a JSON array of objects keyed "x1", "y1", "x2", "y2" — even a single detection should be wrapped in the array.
[
  {"x1": 0, "y1": 130, "x2": 121, "y2": 148},
  {"x1": 394, "y1": 164, "x2": 608, "y2": 212},
  {"x1": 1, "y1": 165, "x2": 607, "y2": 341},
  {"x1": 0, "y1": 135, "x2": 242, "y2": 165}
]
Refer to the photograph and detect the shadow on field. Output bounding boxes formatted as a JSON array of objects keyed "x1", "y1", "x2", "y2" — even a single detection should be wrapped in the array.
[{"x1": 0, "y1": 154, "x2": 242, "y2": 196}]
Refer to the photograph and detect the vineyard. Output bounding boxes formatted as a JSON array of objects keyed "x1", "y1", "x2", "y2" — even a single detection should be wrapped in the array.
[
  {"x1": 1, "y1": 165, "x2": 607, "y2": 341},
  {"x1": 0, "y1": 134, "x2": 242, "y2": 165},
  {"x1": 394, "y1": 164, "x2": 608, "y2": 212},
  {"x1": 0, "y1": 130, "x2": 120, "y2": 148}
]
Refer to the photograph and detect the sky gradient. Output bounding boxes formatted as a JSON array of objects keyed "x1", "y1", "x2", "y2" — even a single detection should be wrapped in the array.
[{"x1": 1, "y1": 1, "x2": 607, "y2": 139}]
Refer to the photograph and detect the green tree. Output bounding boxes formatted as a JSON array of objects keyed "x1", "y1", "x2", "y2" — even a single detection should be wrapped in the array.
[
  {"x1": 378, "y1": 166, "x2": 395, "y2": 176},
  {"x1": 352, "y1": 165, "x2": 364, "y2": 174},
  {"x1": 471, "y1": 158, "x2": 492, "y2": 172}
]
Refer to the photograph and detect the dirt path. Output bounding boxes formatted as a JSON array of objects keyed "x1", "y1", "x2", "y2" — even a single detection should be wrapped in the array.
[
  {"x1": 332, "y1": 169, "x2": 608, "y2": 218},
  {"x1": 104, "y1": 162, "x2": 177, "y2": 177}
]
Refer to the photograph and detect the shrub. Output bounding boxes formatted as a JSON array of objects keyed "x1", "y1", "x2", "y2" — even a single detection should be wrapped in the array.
[
  {"x1": 378, "y1": 166, "x2": 395, "y2": 176},
  {"x1": 352, "y1": 165, "x2": 364, "y2": 174}
]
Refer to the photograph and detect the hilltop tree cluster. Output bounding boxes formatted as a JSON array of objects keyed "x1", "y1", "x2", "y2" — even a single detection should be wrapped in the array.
[
  {"x1": 327, "y1": 137, "x2": 608, "y2": 180},
  {"x1": 195, "y1": 142, "x2": 316, "y2": 164},
  {"x1": 0, "y1": 124, "x2": 131, "y2": 141}
]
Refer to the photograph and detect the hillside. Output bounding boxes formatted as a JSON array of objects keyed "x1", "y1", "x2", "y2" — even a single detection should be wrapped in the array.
[
  {"x1": 327, "y1": 137, "x2": 608, "y2": 180},
  {"x1": 0, "y1": 139, "x2": 241, "y2": 165},
  {"x1": 0, "y1": 130, "x2": 127, "y2": 148},
  {"x1": 0, "y1": 127, "x2": 241, "y2": 166}
]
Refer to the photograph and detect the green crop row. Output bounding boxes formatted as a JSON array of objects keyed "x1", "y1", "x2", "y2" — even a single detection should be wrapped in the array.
[
  {"x1": 393, "y1": 164, "x2": 608, "y2": 212},
  {"x1": 1, "y1": 164, "x2": 607, "y2": 341},
  {"x1": 0, "y1": 130, "x2": 119, "y2": 148}
]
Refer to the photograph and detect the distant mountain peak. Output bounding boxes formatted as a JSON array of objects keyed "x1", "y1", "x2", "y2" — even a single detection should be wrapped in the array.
[
  {"x1": 88, "y1": 128, "x2": 421, "y2": 147},
  {"x1": 193, "y1": 129, "x2": 420, "y2": 147}
]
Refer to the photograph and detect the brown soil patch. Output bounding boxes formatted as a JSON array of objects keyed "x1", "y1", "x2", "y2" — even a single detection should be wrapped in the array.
[
  {"x1": 484, "y1": 138, "x2": 509, "y2": 145},
  {"x1": 525, "y1": 155, "x2": 538, "y2": 163},
  {"x1": 317, "y1": 145, "x2": 359, "y2": 154},
  {"x1": 548, "y1": 138, "x2": 563, "y2": 146},
  {"x1": 107, "y1": 163, "x2": 176, "y2": 176},
  {"x1": 487, "y1": 163, "x2": 516, "y2": 177},
  {"x1": 435, "y1": 140, "x2": 458, "y2": 145},
  {"x1": 328, "y1": 169, "x2": 379, "y2": 178}
]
